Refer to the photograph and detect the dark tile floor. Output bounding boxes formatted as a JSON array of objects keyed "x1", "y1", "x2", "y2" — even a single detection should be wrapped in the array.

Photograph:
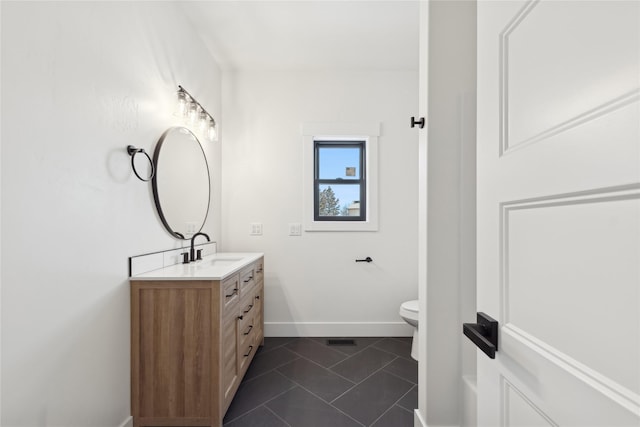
[{"x1": 223, "y1": 337, "x2": 417, "y2": 427}]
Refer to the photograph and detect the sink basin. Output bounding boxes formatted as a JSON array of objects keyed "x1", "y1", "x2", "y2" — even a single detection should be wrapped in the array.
[{"x1": 207, "y1": 258, "x2": 243, "y2": 267}]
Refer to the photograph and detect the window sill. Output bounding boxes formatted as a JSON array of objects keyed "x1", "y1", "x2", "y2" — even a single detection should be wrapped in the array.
[{"x1": 304, "y1": 220, "x2": 378, "y2": 232}]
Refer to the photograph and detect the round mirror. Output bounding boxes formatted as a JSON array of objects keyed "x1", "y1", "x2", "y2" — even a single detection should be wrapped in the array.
[{"x1": 152, "y1": 127, "x2": 210, "y2": 239}]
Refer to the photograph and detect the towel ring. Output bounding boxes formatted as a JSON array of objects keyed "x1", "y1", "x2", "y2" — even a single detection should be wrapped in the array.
[{"x1": 127, "y1": 145, "x2": 155, "y2": 182}]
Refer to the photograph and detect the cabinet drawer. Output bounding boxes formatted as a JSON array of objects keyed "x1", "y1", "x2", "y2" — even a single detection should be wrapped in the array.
[
  {"x1": 222, "y1": 274, "x2": 240, "y2": 313},
  {"x1": 238, "y1": 336, "x2": 256, "y2": 374},
  {"x1": 237, "y1": 298, "x2": 256, "y2": 330},
  {"x1": 238, "y1": 266, "x2": 256, "y2": 296},
  {"x1": 238, "y1": 313, "x2": 255, "y2": 350},
  {"x1": 252, "y1": 284, "x2": 262, "y2": 314}
]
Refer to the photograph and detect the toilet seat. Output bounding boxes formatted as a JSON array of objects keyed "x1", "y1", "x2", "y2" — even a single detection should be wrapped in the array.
[
  {"x1": 400, "y1": 299, "x2": 419, "y2": 321},
  {"x1": 401, "y1": 300, "x2": 418, "y2": 313}
]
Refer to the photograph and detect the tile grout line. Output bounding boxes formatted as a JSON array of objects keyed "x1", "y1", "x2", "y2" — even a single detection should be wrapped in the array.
[
  {"x1": 325, "y1": 338, "x2": 385, "y2": 369},
  {"x1": 328, "y1": 351, "x2": 401, "y2": 386},
  {"x1": 370, "y1": 341, "x2": 414, "y2": 361},
  {"x1": 380, "y1": 366, "x2": 418, "y2": 386},
  {"x1": 273, "y1": 375, "x2": 367, "y2": 427},
  {"x1": 247, "y1": 337, "x2": 299, "y2": 361},
  {"x1": 275, "y1": 352, "x2": 357, "y2": 387},
  {"x1": 331, "y1": 359, "x2": 415, "y2": 427},
  {"x1": 224, "y1": 381, "x2": 298, "y2": 424},
  {"x1": 368, "y1": 406, "x2": 395, "y2": 426},
  {"x1": 368, "y1": 384, "x2": 417, "y2": 426},
  {"x1": 223, "y1": 404, "x2": 291, "y2": 427},
  {"x1": 395, "y1": 403, "x2": 415, "y2": 415},
  {"x1": 327, "y1": 337, "x2": 386, "y2": 357},
  {"x1": 284, "y1": 347, "x2": 342, "y2": 369},
  {"x1": 275, "y1": 368, "x2": 352, "y2": 407},
  {"x1": 329, "y1": 356, "x2": 400, "y2": 404},
  {"x1": 251, "y1": 342, "x2": 285, "y2": 357},
  {"x1": 310, "y1": 336, "x2": 385, "y2": 353},
  {"x1": 286, "y1": 338, "x2": 352, "y2": 365},
  {"x1": 235, "y1": 352, "x2": 302, "y2": 386},
  {"x1": 263, "y1": 404, "x2": 293, "y2": 427}
]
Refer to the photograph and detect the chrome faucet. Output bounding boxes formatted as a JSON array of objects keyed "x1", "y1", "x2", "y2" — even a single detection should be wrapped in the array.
[{"x1": 190, "y1": 232, "x2": 210, "y2": 262}]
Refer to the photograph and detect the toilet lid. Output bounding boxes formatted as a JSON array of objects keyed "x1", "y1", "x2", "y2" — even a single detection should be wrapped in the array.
[{"x1": 401, "y1": 300, "x2": 419, "y2": 313}]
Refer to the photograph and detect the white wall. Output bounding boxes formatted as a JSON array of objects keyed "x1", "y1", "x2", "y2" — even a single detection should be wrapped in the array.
[
  {"x1": 417, "y1": 0, "x2": 477, "y2": 426},
  {"x1": 221, "y1": 70, "x2": 418, "y2": 336},
  {"x1": 1, "y1": 2, "x2": 222, "y2": 426}
]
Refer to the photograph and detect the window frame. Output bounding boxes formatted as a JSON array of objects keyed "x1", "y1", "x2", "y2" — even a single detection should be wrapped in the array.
[
  {"x1": 313, "y1": 140, "x2": 366, "y2": 222},
  {"x1": 302, "y1": 122, "x2": 380, "y2": 232}
]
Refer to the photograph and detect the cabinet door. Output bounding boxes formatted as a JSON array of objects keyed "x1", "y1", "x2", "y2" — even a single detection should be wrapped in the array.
[
  {"x1": 221, "y1": 312, "x2": 239, "y2": 410},
  {"x1": 133, "y1": 285, "x2": 212, "y2": 419}
]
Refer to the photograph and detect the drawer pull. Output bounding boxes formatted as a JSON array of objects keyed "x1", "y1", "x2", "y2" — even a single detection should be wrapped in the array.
[
  {"x1": 243, "y1": 276, "x2": 253, "y2": 283},
  {"x1": 238, "y1": 315, "x2": 243, "y2": 320},
  {"x1": 243, "y1": 325, "x2": 253, "y2": 335},
  {"x1": 244, "y1": 346, "x2": 254, "y2": 357},
  {"x1": 255, "y1": 295, "x2": 260, "y2": 300},
  {"x1": 243, "y1": 304, "x2": 254, "y2": 314},
  {"x1": 225, "y1": 288, "x2": 238, "y2": 298}
]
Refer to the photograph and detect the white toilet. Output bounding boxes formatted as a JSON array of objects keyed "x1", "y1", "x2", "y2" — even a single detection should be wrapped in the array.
[{"x1": 399, "y1": 300, "x2": 419, "y2": 361}]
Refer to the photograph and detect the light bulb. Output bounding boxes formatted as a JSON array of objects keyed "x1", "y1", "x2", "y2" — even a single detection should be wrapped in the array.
[
  {"x1": 207, "y1": 119, "x2": 217, "y2": 141},
  {"x1": 176, "y1": 90, "x2": 188, "y2": 117},
  {"x1": 199, "y1": 112, "x2": 209, "y2": 133},
  {"x1": 188, "y1": 102, "x2": 199, "y2": 125}
]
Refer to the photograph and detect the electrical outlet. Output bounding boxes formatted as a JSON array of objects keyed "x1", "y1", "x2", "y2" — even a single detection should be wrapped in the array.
[
  {"x1": 289, "y1": 223, "x2": 301, "y2": 236},
  {"x1": 250, "y1": 223, "x2": 263, "y2": 236}
]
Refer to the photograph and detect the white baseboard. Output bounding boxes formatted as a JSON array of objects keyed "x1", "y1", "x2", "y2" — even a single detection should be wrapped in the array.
[
  {"x1": 265, "y1": 322, "x2": 413, "y2": 337},
  {"x1": 462, "y1": 375, "x2": 477, "y2": 427},
  {"x1": 117, "y1": 416, "x2": 133, "y2": 427},
  {"x1": 414, "y1": 409, "x2": 462, "y2": 427}
]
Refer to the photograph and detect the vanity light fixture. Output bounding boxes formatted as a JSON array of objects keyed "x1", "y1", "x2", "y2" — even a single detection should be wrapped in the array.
[{"x1": 176, "y1": 85, "x2": 218, "y2": 142}]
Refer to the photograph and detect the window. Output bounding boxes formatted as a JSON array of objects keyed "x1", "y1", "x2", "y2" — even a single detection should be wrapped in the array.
[
  {"x1": 302, "y1": 122, "x2": 379, "y2": 232},
  {"x1": 314, "y1": 141, "x2": 365, "y2": 221}
]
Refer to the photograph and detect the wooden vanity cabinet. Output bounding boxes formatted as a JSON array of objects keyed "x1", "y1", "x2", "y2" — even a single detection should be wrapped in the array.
[{"x1": 130, "y1": 257, "x2": 264, "y2": 427}]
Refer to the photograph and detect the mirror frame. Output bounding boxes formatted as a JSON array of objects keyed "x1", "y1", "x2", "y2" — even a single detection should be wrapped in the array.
[{"x1": 151, "y1": 127, "x2": 211, "y2": 240}]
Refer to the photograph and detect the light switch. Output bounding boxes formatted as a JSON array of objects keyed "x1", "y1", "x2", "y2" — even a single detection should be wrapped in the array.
[
  {"x1": 250, "y1": 223, "x2": 263, "y2": 236},
  {"x1": 185, "y1": 222, "x2": 198, "y2": 236},
  {"x1": 289, "y1": 223, "x2": 302, "y2": 236}
]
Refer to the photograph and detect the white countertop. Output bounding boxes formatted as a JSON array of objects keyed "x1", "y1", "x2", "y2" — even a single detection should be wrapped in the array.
[{"x1": 130, "y1": 252, "x2": 264, "y2": 281}]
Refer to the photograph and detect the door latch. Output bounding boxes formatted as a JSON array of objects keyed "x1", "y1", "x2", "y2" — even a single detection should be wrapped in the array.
[
  {"x1": 410, "y1": 116, "x2": 425, "y2": 128},
  {"x1": 463, "y1": 312, "x2": 498, "y2": 359}
]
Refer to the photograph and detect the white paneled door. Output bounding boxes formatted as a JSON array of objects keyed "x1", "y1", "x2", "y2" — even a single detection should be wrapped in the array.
[{"x1": 476, "y1": 1, "x2": 640, "y2": 426}]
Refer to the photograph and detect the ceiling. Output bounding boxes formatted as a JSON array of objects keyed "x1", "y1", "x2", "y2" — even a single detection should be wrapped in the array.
[{"x1": 178, "y1": 1, "x2": 420, "y2": 71}]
